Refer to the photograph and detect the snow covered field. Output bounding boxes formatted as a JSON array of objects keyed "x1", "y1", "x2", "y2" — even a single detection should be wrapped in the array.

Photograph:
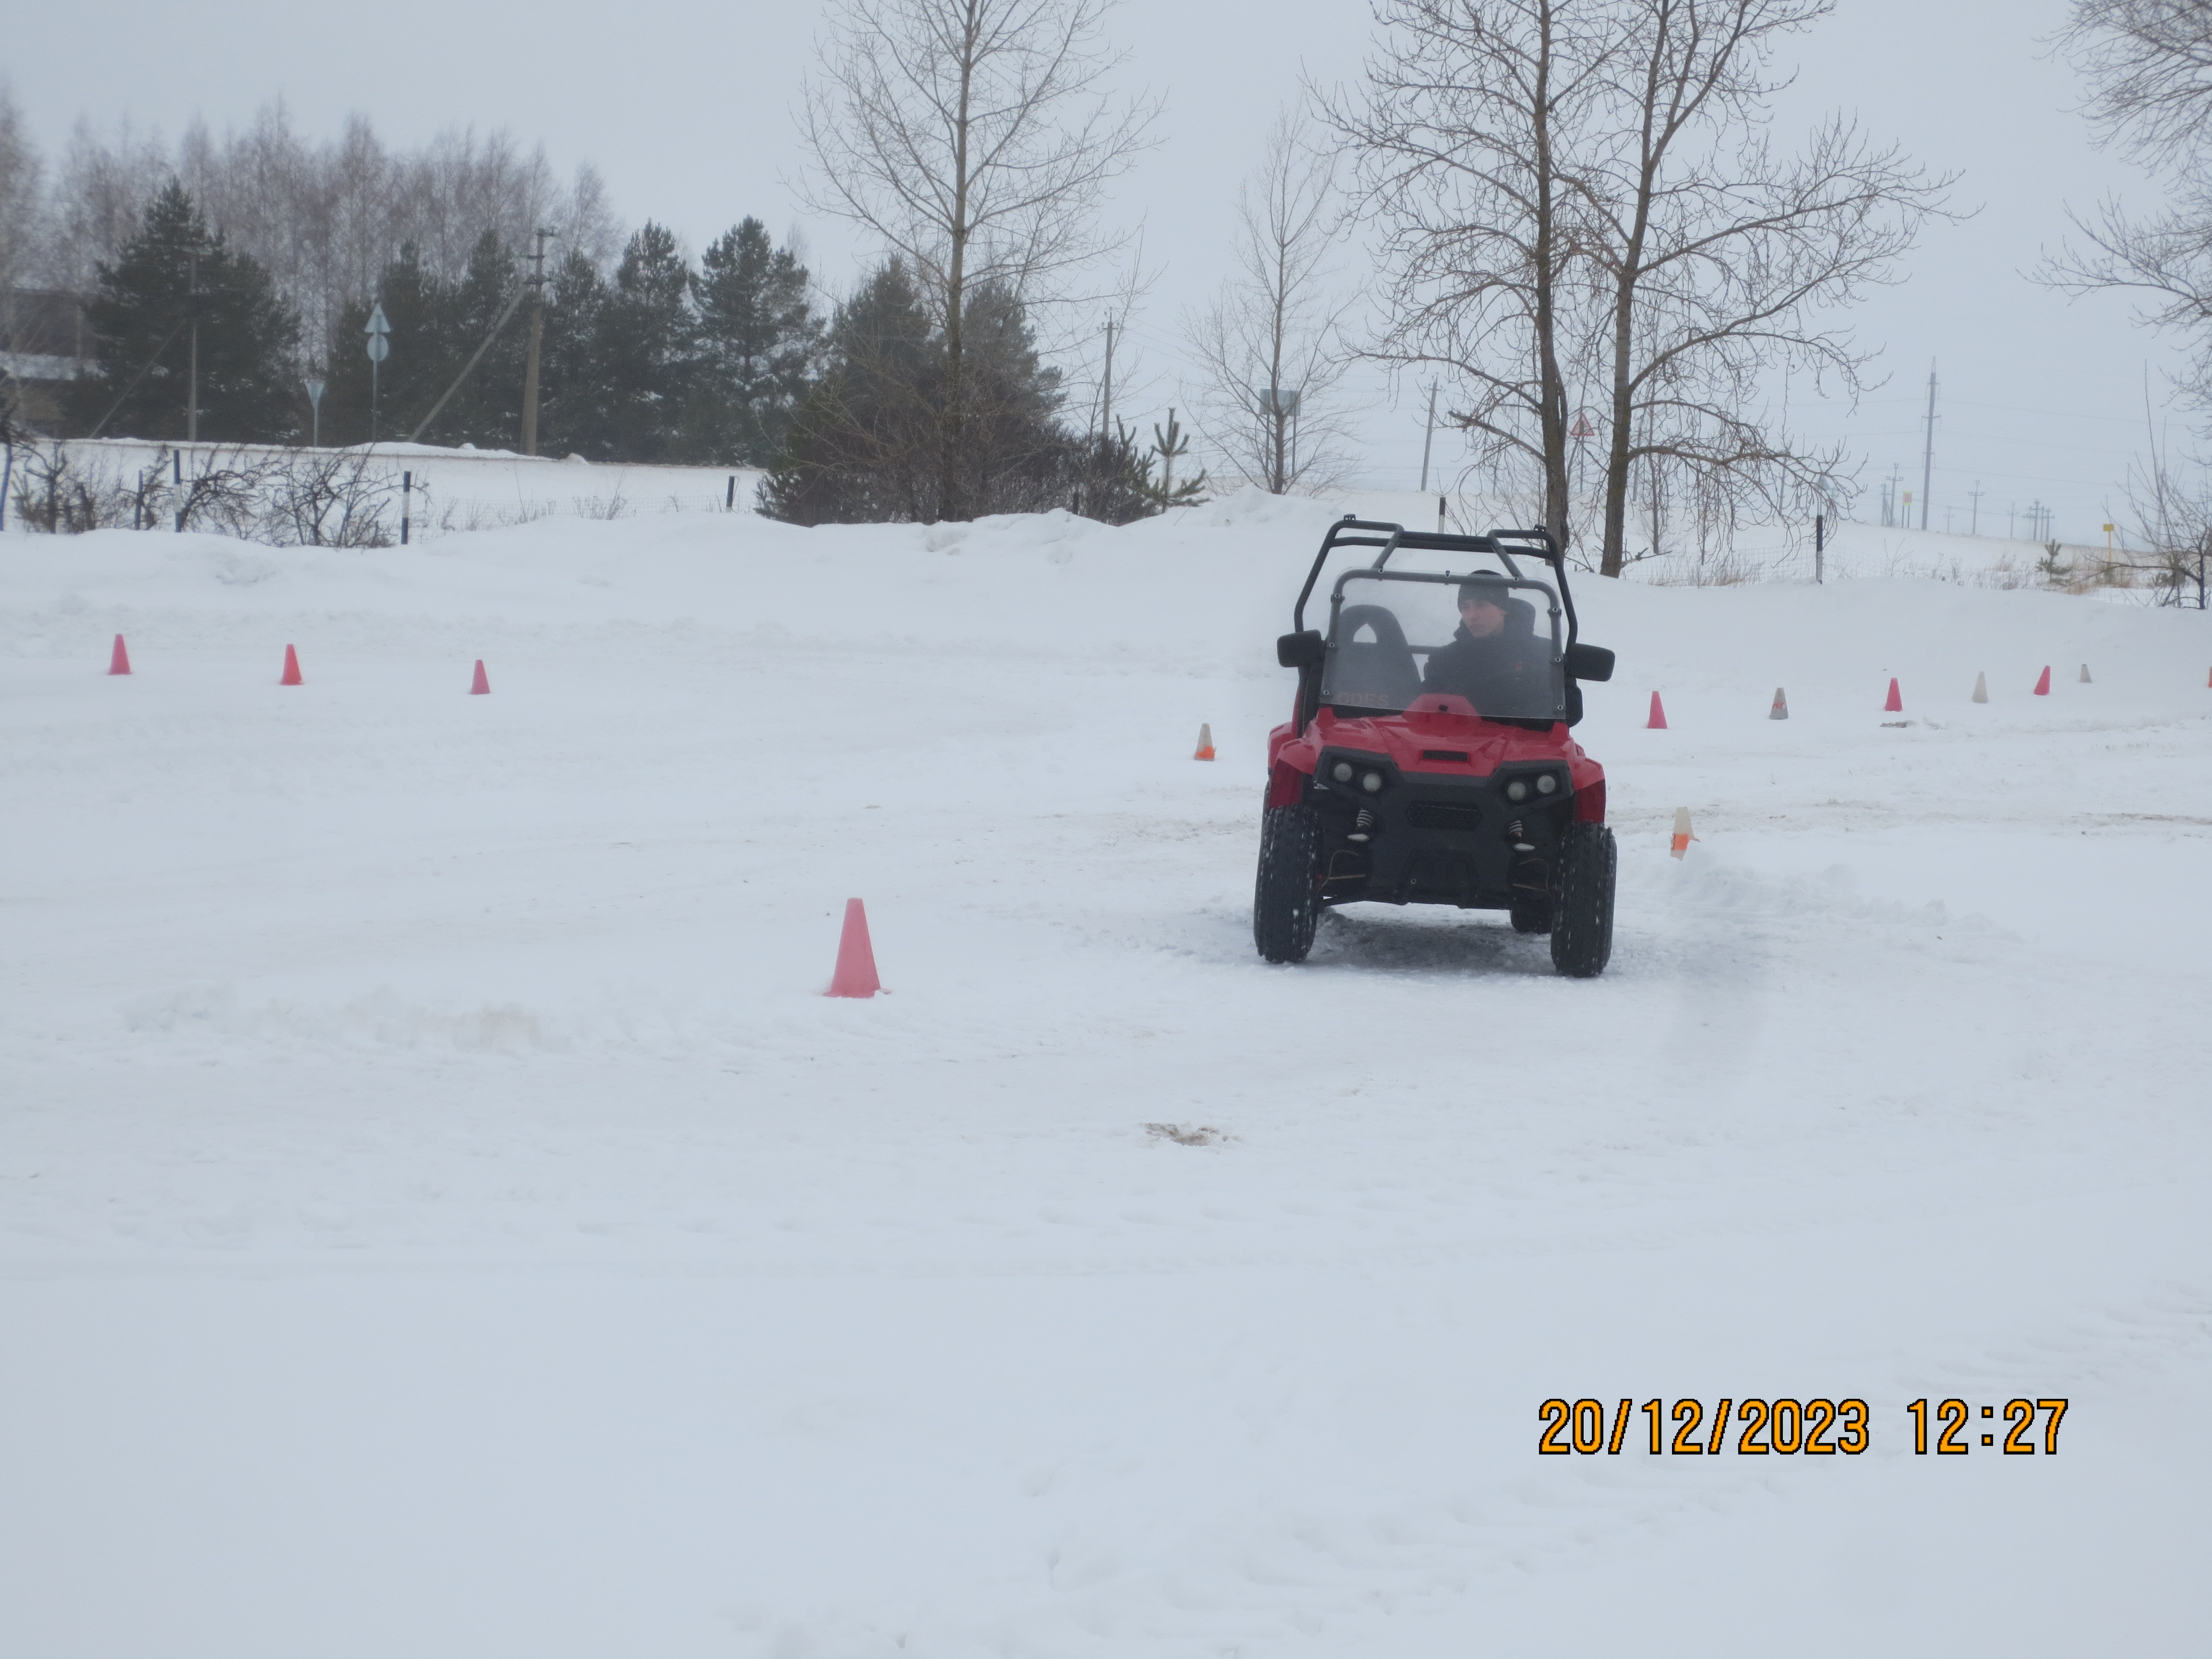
[{"x1": 4, "y1": 493, "x2": 2209, "y2": 1656}]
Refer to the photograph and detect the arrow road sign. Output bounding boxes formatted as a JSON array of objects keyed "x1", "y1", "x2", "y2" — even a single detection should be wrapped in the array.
[{"x1": 366, "y1": 303, "x2": 390, "y2": 336}]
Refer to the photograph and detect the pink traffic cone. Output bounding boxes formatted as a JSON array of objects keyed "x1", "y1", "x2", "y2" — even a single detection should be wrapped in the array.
[
  {"x1": 1647, "y1": 691, "x2": 1668, "y2": 729},
  {"x1": 280, "y1": 644, "x2": 303, "y2": 685},
  {"x1": 2033, "y1": 665, "x2": 2051, "y2": 696},
  {"x1": 826, "y1": 899, "x2": 882, "y2": 998},
  {"x1": 470, "y1": 660, "x2": 491, "y2": 695},
  {"x1": 108, "y1": 634, "x2": 132, "y2": 675},
  {"x1": 1883, "y1": 677, "x2": 1902, "y2": 713}
]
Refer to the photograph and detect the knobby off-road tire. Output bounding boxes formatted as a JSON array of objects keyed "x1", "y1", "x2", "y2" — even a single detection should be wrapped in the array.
[
  {"x1": 1508, "y1": 858, "x2": 1554, "y2": 935},
  {"x1": 1509, "y1": 899, "x2": 1554, "y2": 935},
  {"x1": 1549, "y1": 821, "x2": 1616, "y2": 977},
  {"x1": 1253, "y1": 802, "x2": 1322, "y2": 963}
]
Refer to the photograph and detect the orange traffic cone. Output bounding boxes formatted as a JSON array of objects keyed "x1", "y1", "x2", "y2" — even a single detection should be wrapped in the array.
[
  {"x1": 1768, "y1": 687, "x2": 1788, "y2": 720},
  {"x1": 1883, "y1": 677, "x2": 1902, "y2": 712},
  {"x1": 280, "y1": 644, "x2": 303, "y2": 685},
  {"x1": 826, "y1": 898, "x2": 881, "y2": 998},
  {"x1": 108, "y1": 634, "x2": 132, "y2": 676},
  {"x1": 1670, "y1": 807, "x2": 1697, "y2": 859},
  {"x1": 1647, "y1": 691, "x2": 1668, "y2": 729},
  {"x1": 2033, "y1": 665, "x2": 2051, "y2": 696},
  {"x1": 1193, "y1": 722, "x2": 1215, "y2": 761},
  {"x1": 470, "y1": 659, "x2": 491, "y2": 695}
]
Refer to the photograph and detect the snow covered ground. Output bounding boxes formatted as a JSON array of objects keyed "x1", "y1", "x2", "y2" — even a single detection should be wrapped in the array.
[
  {"x1": 3, "y1": 492, "x2": 2209, "y2": 1656},
  {"x1": 13, "y1": 437, "x2": 757, "y2": 535}
]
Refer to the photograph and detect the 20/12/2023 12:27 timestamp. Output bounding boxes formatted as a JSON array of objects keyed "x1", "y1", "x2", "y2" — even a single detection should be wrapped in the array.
[{"x1": 1536, "y1": 1399, "x2": 2068, "y2": 1455}]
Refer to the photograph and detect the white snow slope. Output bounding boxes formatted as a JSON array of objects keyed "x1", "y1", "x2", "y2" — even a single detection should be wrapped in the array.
[{"x1": 4, "y1": 493, "x2": 2209, "y2": 1657}]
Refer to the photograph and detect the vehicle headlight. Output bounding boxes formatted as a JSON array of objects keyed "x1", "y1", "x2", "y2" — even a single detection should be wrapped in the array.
[
  {"x1": 1332, "y1": 761, "x2": 1354, "y2": 783},
  {"x1": 1536, "y1": 773, "x2": 1559, "y2": 795},
  {"x1": 1505, "y1": 779, "x2": 1529, "y2": 802},
  {"x1": 1361, "y1": 771, "x2": 1384, "y2": 793}
]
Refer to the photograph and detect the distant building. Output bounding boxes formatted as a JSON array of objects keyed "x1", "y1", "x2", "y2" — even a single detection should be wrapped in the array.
[{"x1": 1, "y1": 289, "x2": 91, "y2": 430}]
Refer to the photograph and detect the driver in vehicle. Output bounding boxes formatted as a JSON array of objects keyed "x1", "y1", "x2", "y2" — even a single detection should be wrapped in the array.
[{"x1": 1421, "y1": 574, "x2": 1543, "y2": 710}]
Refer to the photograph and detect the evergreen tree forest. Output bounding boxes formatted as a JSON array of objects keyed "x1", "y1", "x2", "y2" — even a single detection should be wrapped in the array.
[{"x1": 38, "y1": 163, "x2": 1192, "y2": 522}]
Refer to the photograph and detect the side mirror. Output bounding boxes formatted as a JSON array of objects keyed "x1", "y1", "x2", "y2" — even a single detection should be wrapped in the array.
[
  {"x1": 1277, "y1": 630, "x2": 1325, "y2": 669},
  {"x1": 1563, "y1": 642, "x2": 1615, "y2": 683}
]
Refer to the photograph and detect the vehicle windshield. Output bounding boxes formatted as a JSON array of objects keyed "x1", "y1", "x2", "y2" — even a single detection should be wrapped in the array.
[{"x1": 1318, "y1": 567, "x2": 1565, "y2": 721}]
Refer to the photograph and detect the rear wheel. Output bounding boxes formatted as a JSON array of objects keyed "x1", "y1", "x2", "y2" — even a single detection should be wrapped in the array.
[
  {"x1": 1253, "y1": 802, "x2": 1322, "y2": 963},
  {"x1": 1509, "y1": 854, "x2": 1554, "y2": 934},
  {"x1": 1550, "y1": 821, "x2": 1616, "y2": 977}
]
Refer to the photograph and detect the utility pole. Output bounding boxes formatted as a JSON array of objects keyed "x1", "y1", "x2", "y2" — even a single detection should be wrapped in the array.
[
  {"x1": 520, "y1": 227, "x2": 556, "y2": 457},
  {"x1": 185, "y1": 252, "x2": 200, "y2": 445},
  {"x1": 1418, "y1": 382, "x2": 1437, "y2": 493},
  {"x1": 1100, "y1": 317, "x2": 1115, "y2": 443},
  {"x1": 1814, "y1": 510, "x2": 1825, "y2": 583},
  {"x1": 1969, "y1": 480, "x2": 1983, "y2": 537},
  {"x1": 1919, "y1": 361, "x2": 1937, "y2": 530}
]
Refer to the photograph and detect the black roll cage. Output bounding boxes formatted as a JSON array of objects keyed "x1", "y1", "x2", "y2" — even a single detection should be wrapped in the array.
[{"x1": 1292, "y1": 517, "x2": 1581, "y2": 649}]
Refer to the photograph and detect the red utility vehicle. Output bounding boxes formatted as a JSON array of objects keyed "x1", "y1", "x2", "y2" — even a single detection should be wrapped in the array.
[{"x1": 1254, "y1": 518, "x2": 1619, "y2": 975}]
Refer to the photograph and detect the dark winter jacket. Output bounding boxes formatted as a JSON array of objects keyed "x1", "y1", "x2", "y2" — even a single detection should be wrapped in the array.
[{"x1": 1421, "y1": 622, "x2": 1548, "y2": 716}]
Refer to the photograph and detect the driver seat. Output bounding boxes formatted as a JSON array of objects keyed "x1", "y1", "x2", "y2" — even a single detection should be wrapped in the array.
[{"x1": 1325, "y1": 604, "x2": 1424, "y2": 708}]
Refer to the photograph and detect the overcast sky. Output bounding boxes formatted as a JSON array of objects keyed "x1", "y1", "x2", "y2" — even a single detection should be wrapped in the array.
[{"x1": 7, "y1": 0, "x2": 2188, "y2": 541}]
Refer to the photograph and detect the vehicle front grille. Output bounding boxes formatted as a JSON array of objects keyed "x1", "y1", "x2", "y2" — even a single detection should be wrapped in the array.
[{"x1": 1405, "y1": 800, "x2": 1486, "y2": 831}]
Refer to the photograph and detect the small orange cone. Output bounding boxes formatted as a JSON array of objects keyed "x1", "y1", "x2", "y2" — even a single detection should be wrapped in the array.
[
  {"x1": 108, "y1": 634, "x2": 132, "y2": 676},
  {"x1": 1193, "y1": 722, "x2": 1215, "y2": 761},
  {"x1": 1647, "y1": 691, "x2": 1668, "y2": 729},
  {"x1": 826, "y1": 898, "x2": 881, "y2": 998},
  {"x1": 1768, "y1": 687, "x2": 1788, "y2": 720},
  {"x1": 280, "y1": 644, "x2": 303, "y2": 685},
  {"x1": 1670, "y1": 807, "x2": 1697, "y2": 859},
  {"x1": 1883, "y1": 677, "x2": 1902, "y2": 712},
  {"x1": 470, "y1": 659, "x2": 491, "y2": 695},
  {"x1": 2033, "y1": 665, "x2": 2051, "y2": 696}
]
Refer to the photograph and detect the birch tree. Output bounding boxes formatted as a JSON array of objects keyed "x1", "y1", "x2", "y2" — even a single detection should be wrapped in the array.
[
  {"x1": 797, "y1": 0, "x2": 1155, "y2": 520},
  {"x1": 1184, "y1": 109, "x2": 1361, "y2": 493},
  {"x1": 1337, "y1": 0, "x2": 1947, "y2": 573}
]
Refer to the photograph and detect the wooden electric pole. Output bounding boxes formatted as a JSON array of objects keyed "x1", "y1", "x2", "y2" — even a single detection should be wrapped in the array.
[
  {"x1": 1919, "y1": 361, "x2": 1937, "y2": 531},
  {"x1": 1419, "y1": 382, "x2": 1437, "y2": 493},
  {"x1": 1100, "y1": 316, "x2": 1115, "y2": 441},
  {"x1": 520, "y1": 227, "x2": 556, "y2": 457},
  {"x1": 185, "y1": 252, "x2": 200, "y2": 445}
]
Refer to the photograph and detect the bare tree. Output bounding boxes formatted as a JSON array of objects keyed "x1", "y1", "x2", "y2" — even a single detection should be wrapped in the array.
[
  {"x1": 1184, "y1": 108, "x2": 1362, "y2": 493},
  {"x1": 1578, "y1": 0, "x2": 1948, "y2": 573},
  {"x1": 1328, "y1": 0, "x2": 1622, "y2": 542},
  {"x1": 1336, "y1": 0, "x2": 1947, "y2": 573},
  {"x1": 0, "y1": 84, "x2": 42, "y2": 303},
  {"x1": 797, "y1": 0, "x2": 1156, "y2": 520},
  {"x1": 32, "y1": 107, "x2": 615, "y2": 376},
  {"x1": 2047, "y1": 3, "x2": 2212, "y2": 410}
]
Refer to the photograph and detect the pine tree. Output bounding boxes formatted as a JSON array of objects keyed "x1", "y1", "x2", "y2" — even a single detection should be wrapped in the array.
[
  {"x1": 690, "y1": 218, "x2": 821, "y2": 464},
  {"x1": 760, "y1": 263, "x2": 1077, "y2": 523},
  {"x1": 425, "y1": 229, "x2": 527, "y2": 448},
  {"x1": 534, "y1": 249, "x2": 612, "y2": 459},
  {"x1": 325, "y1": 243, "x2": 455, "y2": 446},
  {"x1": 72, "y1": 181, "x2": 301, "y2": 442},
  {"x1": 1145, "y1": 409, "x2": 1207, "y2": 509},
  {"x1": 760, "y1": 260, "x2": 937, "y2": 522},
  {"x1": 593, "y1": 222, "x2": 695, "y2": 463}
]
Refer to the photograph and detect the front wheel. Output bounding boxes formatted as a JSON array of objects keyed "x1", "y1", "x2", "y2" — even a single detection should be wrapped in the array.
[
  {"x1": 1549, "y1": 821, "x2": 1616, "y2": 977},
  {"x1": 1252, "y1": 802, "x2": 1322, "y2": 963}
]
